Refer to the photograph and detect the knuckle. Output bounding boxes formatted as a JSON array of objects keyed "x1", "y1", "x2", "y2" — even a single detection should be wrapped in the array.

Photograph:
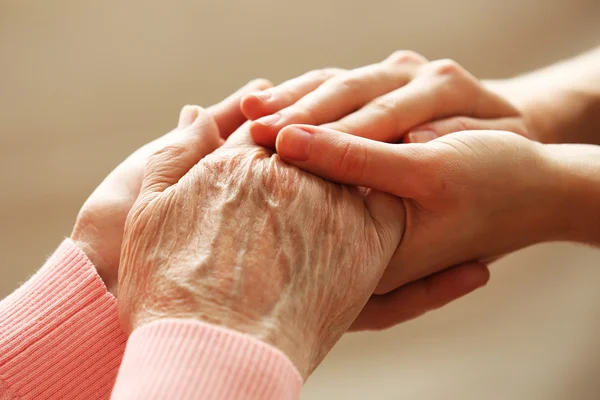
[
  {"x1": 367, "y1": 97, "x2": 399, "y2": 131},
  {"x1": 338, "y1": 140, "x2": 368, "y2": 180},
  {"x1": 370, "y1": 96, "x2": 397, "y2": 115},
  {"x1": 310, "y1": 67, "x2": 345, "y2": 82},
  {"x1": 143, "y1": 143, "x2": 188, "y2": 181},
  {"x1": 420, "y1": 60, "x2": 477, "y2": 112},
  {"x1": 386, "y1": 50, "x2": 427, "y2": 65},
  {"x1": 151, "y1": 143, "x2": 188, "y2": 164},
  {"x1": 204, "y1": 151, "x2": 245, "y2": 175},
  {"x1": 427, "y1": 58, "x2": 465, "y2": 78},
  {"x1": 330, "y1": 72, "x2": 364, "y2": 94}
]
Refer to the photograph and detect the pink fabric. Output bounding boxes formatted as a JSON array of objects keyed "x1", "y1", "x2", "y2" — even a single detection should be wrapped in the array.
[
  {"x1": 0, "y1": 240, "x2": 303, "y2": 399},
  {"x1": 0, "y1": 240, "x2": 127, "y2": 399},
  {"x1": 111, "y1": 320, "x2": 303, "y2": 399}
]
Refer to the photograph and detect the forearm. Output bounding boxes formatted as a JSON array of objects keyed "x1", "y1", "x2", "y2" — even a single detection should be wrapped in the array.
[
  {"x1": 545, "y1": 143, "x2": 600, "y2": 246},
  {"x1": 487, "y1": 46, "x2": 600, "y2": 145}
]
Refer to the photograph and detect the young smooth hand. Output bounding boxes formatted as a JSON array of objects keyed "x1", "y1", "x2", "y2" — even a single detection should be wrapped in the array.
[
  {"x1": 243, "y1": 48, "x2": 600, "y2": 148},
  {"x1": 241, "y1": 51, "x2": 532, "y2": 147},
  {"x1": 274, "y1": 126, "x2": 587, "y2": 329}
]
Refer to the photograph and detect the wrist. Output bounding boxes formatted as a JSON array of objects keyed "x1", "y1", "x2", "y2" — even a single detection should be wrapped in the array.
[
  {"x1": 484, "y1": 77, "x2": 564, "y2": 144},
  {"x1": 518, "y1": 85, "x2": 599, "y2": 145},
  {"x1": 486, "y1": 54, "x2": 600, "y2": 145},
  {"x1": 541, "y1": 143, "x2": 600, "y2": 245}
]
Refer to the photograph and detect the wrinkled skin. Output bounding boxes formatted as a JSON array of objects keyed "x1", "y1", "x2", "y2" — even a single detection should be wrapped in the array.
[
  {"x1": 71, "y1": 80, "x2": 272, "y2": 294},
  {"x1": 118, "y1": 111, "x2": 405, "y2": 379}
]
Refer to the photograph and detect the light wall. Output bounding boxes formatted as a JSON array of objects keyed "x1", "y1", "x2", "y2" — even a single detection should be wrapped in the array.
[{"x1": 1, "y1": 1, "x2": 599, "y2": 398}]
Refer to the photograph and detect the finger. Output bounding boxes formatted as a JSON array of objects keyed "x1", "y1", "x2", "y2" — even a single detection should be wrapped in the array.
[
  {"x1": 324, "y1": 59, "x2": 517, "y2": 143},
  {"x1": 250, "y1": 60, "x2": 423, "y2": 148},
  {"x1": 350, "y1": 262, "x2": 490, "y2": 331},
  {"x1": 136, "y1": 79, "x2": 272, "y2": 161},
  {"x1": 405, "y1": 116, "x2": 528, "y2": 143},
  {"x1": 241, "y1": 68, "x2": 344, "y2": 121},
  {"x1": 275, "y1": 125, "x2": 429, "y2": 198},
  {"x1": 177, "y1": 104, "x2": 200, "y2": 129},
  {"x1": 207, "y1": 78, "x2": 273, "y2": 139},
  {"x1": 141, "y1": 106, "x2": 221, "y2": 195},
  {"x1": 219, "y1": 121, "x2": 257, "y2": 149},
  {"x1": 322, "y1": 78, "x2": 443, "y2": 142}
]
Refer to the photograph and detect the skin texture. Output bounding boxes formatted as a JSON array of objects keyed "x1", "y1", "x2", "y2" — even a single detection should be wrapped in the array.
[
  {"x1": 71, "y1": 79, "x2": 272, "y2": 295},
  {"x1": 275, "y1": 128, "x2": 562, "y2": 299},
  {"x1": 488, "y1": 46, "x2": 600, "y2": 145},
  {"x1": 71, "y1": 80, "x2": 489, "y2": 335},
  {"x1": 243, "y1": 48, "x2": 600, "y2": 148},
  {"x1": 242, "y1": 51, "x2": 529, "y2": 148},
  {"x1": 238, "y1": 47, "x2": 600, "y2": 328},
  {"x1": 275, "y1": 125, "x2": 600, "y2": 333},
  {"x1": 117, "y1": 110, "x2": 407, "y2": 379}
]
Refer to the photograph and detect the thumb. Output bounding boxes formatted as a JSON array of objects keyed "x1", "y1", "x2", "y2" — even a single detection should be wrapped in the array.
[
  {"x1": 276, "y1": 124, "x2": 429, "y2": 198},
  {"x1": 141, "y1": 106, "x2": 221, "y2": 196},
  {"x1": 405, "y1": 116, "x2": 527, "y2": 143}
]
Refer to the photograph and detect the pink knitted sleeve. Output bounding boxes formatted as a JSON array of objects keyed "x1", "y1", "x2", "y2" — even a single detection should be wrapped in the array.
[
  {"x1": 0, "y1": 240, "x2": 303, "y2": 399},
  {"x1": 0, "y1": 239, "x2": 127, "y2": 400},
  {"x1": 111, "y1": 319, "x2": 303, "y2": 400}
]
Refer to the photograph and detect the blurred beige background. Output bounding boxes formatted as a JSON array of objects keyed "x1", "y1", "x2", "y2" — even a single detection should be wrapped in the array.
[{"x1": 1, "y1": 0, "x2": 599, "y2": 398}]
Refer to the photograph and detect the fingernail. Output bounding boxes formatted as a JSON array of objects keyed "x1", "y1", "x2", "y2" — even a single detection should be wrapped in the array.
[
  {"x1": 251, "y1": 90, "x2": 272, "y2": 101},
  {"x1": 178, "y1": 105, "x2": 199, "y2": 129},
  {"x1": 256, "y1": 113, "x2": 281, "y2": 127},
  {"x1": 407, "y1": 130, "x2": 437, "y2": 143},
  {"x1": 278, "y1": 127, "x2": 314, "y2": 161}
]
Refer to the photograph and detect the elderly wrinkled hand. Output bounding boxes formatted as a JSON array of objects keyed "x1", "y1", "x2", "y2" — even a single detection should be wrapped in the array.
[
  {"x1": 117, "y1": 108, "x2": 405, "y2": 378},
  {"x1": 70, "y1": 80, "x2": 272, "y2": 295}
]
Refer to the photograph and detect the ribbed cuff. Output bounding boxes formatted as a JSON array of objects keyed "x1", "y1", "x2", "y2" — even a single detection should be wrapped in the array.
[
  {"x1": 0, "y1": 239, "x2": 127, "y2": 400},
  {"x1": 111, "y1": 319, "x2": 303, "y2": 400}
]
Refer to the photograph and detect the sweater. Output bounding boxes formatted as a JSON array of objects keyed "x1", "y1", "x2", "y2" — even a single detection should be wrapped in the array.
[{"x1": 0, "y1": 240, "x2": 303, "y2": 399}]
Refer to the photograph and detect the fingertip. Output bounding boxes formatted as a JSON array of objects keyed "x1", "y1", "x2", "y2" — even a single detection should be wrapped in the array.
[
  {"x1": 465, "y1": 262, "x2": 491, "y2": 288},
  {"x1": 276, "y1": 126, "x2": 315, "y2": 162},
  {"x1": 209, "y1": 79, "x2": 273, "y2": 140},
  {"x1": 249, "y1": 119, "x2": 278, "y2": 148},
  {"x1": 241, "y1": 92, "x2": 271, "y2": 120},
  {"x1": 187, "y1": 106, "x2": 210, "y2": 127},
  {"x1": 186, "y1": 106, "x2": 221, "y2": 147},
  {"x1": 178, "y1": 105, "x2": 199, "y2": 129}
]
